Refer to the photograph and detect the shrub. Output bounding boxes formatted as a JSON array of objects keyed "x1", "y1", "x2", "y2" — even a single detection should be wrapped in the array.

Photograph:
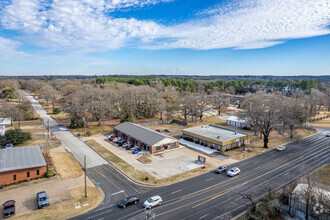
[
  {"x1": 210, "y1": 146, "x2": 214, "y2": 149},
  {"x1": 144, "y1": 177, "x2": 149, "y2": 181},
  {"x1": 70, "y1": 118, "x2": 84, "y2": 128},
  {"x1": 53, "y1": 107, "x2": 61, "y2": 114},
  {"x1": 46, "y1": 170, "x2": 56, "y2": 178},
  {"x1": 85, "y1": 131, "x2": 92, "y2": 137},
  {"x1": 0, "y1": 129, "x2": 31, "y2": 145}
]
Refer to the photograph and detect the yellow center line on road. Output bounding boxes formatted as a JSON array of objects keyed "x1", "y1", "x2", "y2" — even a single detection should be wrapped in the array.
[
  {"x1": 192, "y1": 156, "x2": 304, "y2": 209},
  {"x1": 182, "y1": 157, "x2": 284, "y2": 200}
]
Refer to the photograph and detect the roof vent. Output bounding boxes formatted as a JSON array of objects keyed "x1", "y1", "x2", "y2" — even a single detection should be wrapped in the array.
[{"x1": 217, "y1": 136, "x2": 220, "y2": 139}]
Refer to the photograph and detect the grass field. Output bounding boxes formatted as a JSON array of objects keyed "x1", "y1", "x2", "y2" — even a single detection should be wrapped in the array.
[
  {"x1": 12, "y1": 186, "x2": 102, "y2": 220},
  {"x1": 85, "y1": 139, "x2": 212, "y2": 185},
  {"x1": 50, "y1": 152, "x2": 83, "y2": 179}
]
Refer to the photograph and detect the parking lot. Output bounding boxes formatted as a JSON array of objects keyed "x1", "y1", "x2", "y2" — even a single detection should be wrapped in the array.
[{"x1": 82, "y1": 135, "x2": 235, "y2": 179}]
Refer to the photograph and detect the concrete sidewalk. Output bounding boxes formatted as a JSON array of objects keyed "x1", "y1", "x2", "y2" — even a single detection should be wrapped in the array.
[{"x1": 21, "y1": 90, "x2": 108, "y2": 168}]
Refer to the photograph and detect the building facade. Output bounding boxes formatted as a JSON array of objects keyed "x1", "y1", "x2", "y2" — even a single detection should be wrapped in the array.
[
  {"x1": 0, "y1": 146, "x2": 47, "y2": 186},
  {"x1": 114, "y1": 122, "x2": 179, "y2": 153},
  {"x1": 182, "y1": 125, "x2": 251, "y2": 152},
  {"x1": 226, "y1": 116, "x2": 250, "y2": 129}
]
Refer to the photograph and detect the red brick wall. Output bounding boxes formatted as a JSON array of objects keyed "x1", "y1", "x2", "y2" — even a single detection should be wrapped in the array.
[{"x1": 0, "y1": 166, "x2": 46, "y2": 186}]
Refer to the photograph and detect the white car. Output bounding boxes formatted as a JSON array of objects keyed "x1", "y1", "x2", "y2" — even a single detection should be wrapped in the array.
[
  {"x1": 143, "y1": 196, "x2": 162, "y2": 209},
  {"x1": 112, "y1": 137, "x2": 120, "y2": 142},
  {"x1": 276, "y1": 146, "x2": 286, "y2": 151},
  {"x1": 227, "y1": 167, "x2": 240, "y2": 177}
]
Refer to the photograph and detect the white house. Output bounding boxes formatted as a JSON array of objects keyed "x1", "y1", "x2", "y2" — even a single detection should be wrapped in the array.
[
  {"x1": 0, "y1": 118, "x2": 12, "y2": 136},
  {"x1": 226, "y1": 116, "x2": 250, "y2": 129}
]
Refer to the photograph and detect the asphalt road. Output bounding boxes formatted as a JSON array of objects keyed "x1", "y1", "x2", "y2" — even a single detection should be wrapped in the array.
[
  {"x1": 74, "y1": 130, "x2": 329, "y2": 220},
  {"x1": 22, "y1": 91, "x2": 108, "y2": 168}
]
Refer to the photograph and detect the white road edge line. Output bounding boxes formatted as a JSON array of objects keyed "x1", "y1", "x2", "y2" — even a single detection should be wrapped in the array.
[
  {"x1": 111, "y1": 190, "x2": 124, "y2": 196},
  {"x1": 171, "y1": 189, "x2": 182, "y2": 194},
  {"x1": 200, "y1": 214, "x2": 209, "y2": 219}
]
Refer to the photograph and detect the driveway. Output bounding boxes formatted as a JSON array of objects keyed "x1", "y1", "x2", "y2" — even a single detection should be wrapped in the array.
[{"x1": 21, "y1": 91, "x2": 108, "y2": 168}]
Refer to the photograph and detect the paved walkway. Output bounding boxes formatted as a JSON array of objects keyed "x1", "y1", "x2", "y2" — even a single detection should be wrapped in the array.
[{"x1": 21, "y1": 90, "x2": 108, "y2": 168}]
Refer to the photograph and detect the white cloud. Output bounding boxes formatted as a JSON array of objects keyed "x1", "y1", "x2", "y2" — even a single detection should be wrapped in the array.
[
  {"x1": 0, "y1": 36, "x2": 25, "y2": 58},
  {"x1": 0, "y1": 0, "x2": 329, "y2": 53}
]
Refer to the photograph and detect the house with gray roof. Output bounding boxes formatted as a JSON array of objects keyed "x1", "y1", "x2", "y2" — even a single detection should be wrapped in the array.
[
  {"x1": 0, "y1": 146, "x2": 47, "y2": 185},
  {"x1": 114, "y1": 122, "x2": 179, "y2": 153}
]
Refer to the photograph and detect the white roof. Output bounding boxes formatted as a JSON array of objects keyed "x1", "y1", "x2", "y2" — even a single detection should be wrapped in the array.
[
  {"x1": 0, "y1": 118, "x2": 11, "y2": 125},
  {"x1": 227, "y1": 116, "x2": 247, "y2": 123},
  {"x1": 0, "y1": 146, "x2": 46, "y2": 172}
]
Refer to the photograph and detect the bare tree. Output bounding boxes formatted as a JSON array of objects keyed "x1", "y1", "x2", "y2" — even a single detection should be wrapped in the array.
[
  {"x1": 242, "y1": 93, "x2": 281, "y2": 148},
  {"x1": 211, "y1": 90, "x2": 230, "y2": 115}
]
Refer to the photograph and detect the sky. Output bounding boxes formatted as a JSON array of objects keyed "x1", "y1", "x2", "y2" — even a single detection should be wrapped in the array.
[{"x1": 0, "y1": 0, "x2": 329, "y2": 76}]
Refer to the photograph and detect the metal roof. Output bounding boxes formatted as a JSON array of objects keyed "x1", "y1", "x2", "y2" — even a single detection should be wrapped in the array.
[
  {"x1": 114, "y1": 122, "x2": 175, "y2": 146},
  {"x1": 0, "y1": 118, "x2": 11, "y2": 125},
  {"x1": 0, "y1": 146, "x2": 46, "y2": 172},
  {"x1": 182, "y1": 125, "x2": 250, "y2": 142},
  {"x1": 227, "y1": 116, "x2": 247, "y2": 123}
]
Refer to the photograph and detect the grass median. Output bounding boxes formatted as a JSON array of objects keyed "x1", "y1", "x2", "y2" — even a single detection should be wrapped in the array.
[{"x1": 85, "y1": 139, "x2": 212, "y2": 185}]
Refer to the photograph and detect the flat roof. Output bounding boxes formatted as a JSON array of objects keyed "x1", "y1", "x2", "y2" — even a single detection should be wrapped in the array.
[
  {"x1": 114, "y1": 122, "x2": 176, "y2": 146},
  {"x1": 182, "y1": 125, "x2": 249, "y2": 142},
  {"x1": 227, "y1": 116, "x2": 247, "y2": 123},
  {"x1": 0, "y1": 118, "x2": 11, "y2": 125},
  {"x1": 0, "y1": 146, "x2": 46, "y2": 173}
]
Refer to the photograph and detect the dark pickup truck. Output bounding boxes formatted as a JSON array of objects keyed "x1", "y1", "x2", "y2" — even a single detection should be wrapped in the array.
[{"x1": 3, "y1": 200, "x2": 15, "y2": 218}]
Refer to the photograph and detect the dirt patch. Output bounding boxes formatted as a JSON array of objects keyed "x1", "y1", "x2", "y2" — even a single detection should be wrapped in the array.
[
  {"x1": 138, "y1": 154, "x2": 152, "y2": 164},
  {"x1": 50, "y1": 152, "x2": 83, "y2": 179},
  {"x1": 308, "y1": 117, "x2": 330, "y2": 128},
  {"x1": 12, "y1": 186, "x2": 102, "y2": 220},
  {"x1": 86, "y1": 139, "x2": 213, "y2": 185}
]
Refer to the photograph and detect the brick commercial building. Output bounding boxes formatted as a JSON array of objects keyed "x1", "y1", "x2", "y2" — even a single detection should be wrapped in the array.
[
  {"x1": 0, "y1": 146, "x2": 47, "y2": 186},
  {"x1": 182, "y1": 125, "x2": 251, "y2": 152},
  {"x1": 114, "y1": 122, "x2": 179, "y2": 153}
]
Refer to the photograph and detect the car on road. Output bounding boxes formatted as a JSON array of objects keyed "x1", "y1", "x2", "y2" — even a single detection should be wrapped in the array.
[
  {"x1": 118, "y1": 196, "x2": 139, "y2": 208},
  {"x1": 227, "y1": 167, "x2": 240, "y2": 177},
  {"x1": 36, "y1": 191, "x2": 50, "y2": 209},
  {"x1": 2, "y1": 200, "x2": 15, "y2": 218},
  {"x1": 132, "y1": 148, "x2": 141, "y2": 154},
  {"x1": 326, "y1": 132, "x2": 330, "y2": 137},
  {"x1": 276, "y1": 146, "x2": 286, "y2": 151},
  {"x1": 143, "y1": 196, "x2": 162, "y2": 209},
  {"x1": 215, "y1": 165, "x2": 228, "y2": 174}
]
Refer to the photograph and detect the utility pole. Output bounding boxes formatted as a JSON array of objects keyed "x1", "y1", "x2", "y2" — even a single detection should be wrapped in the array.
[
  {"x1": 84, "y1": 155, "x2": 87, "y2": 197},
  {"x1": 83, "y1": 117, "x2": 86, "y2": 136},
  {"x1": 47, "y1": 119, "x2": 50, "y2": 140}
]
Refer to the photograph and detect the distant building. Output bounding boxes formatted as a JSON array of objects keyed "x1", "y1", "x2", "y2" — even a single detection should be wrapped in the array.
[
  {"x1": 0, "y1": 117, "x2": 12, "y2": 136},
  {"x1": 0, "y1": 146, "x2": 47, "y2": 186},
  {"x1": 182, "y1": 125, "x2": 251, "y2": 152},
  {"x1": 226, "y1": 116, "x2": 250, "y2": 129},
  {"x1": 114, "y1": 122, "x2": 179, "y2": 153}
]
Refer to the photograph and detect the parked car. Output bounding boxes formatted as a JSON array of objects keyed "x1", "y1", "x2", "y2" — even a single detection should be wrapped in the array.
[
  {"x1": 215, "y1": 165, "x2": 228, "y2": 174},
  {"x1": 113, "y1": 137, "x2": 121, "y2": 143},
  {"x1": 276, "y1": 146, "x2": 286, "y2": 151},
  {"x1": 122, "y1": 142, "x2": 130, "y2": 148},
  {"x1": 5, "y1": 144, "x2": 13, "y2": 149},
  {"x1": 2, "y1": 200, "x2": 15, "y2": 218},
  {"x1": 107, "y1": 134, "x2": 115, "y2": 139},
  {"x1": 118, "y1": 140, "x2": 125, "y2": 146},
  {"x1": 326, "y1": 133, "x2": 330, "y2": 137},
  {"x1": 227, "y1": 167, "x2": 240, "y2": 177},
  {"x1": 126, "y1": 145, "x2": 133, "y2": 150},
  {"x1": 163, "y1": 129, "x2": 171, "y2": 132},
  {"x1": 132, "y1": 148, "x2": 141, "y2": 154},
  {"x1": 109, "y1": 136, "x2": 117, "y2": 141},
  {"x1": 143, "y1": 196, "x2": 162, "y2": 209},
  {"x1": 36, "y1": 191, "x2": 50, "y2": 209},
  {"x1": 118, "y1": 196, "x2": 139, "y2": 208}
]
